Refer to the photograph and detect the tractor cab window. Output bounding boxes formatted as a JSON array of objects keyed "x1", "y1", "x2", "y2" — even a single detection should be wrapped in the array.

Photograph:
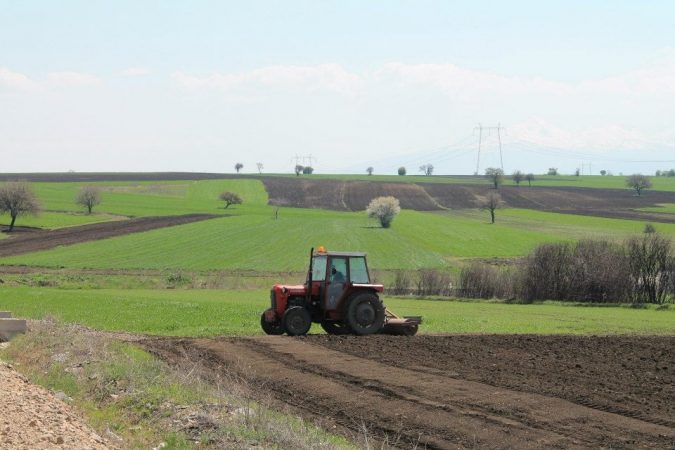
[
  {"x1": 310, "y1": 255, "x2": 327, "y2": 281},
  {"x1": 329, "y1": 257, "x2": 347, "y2": 283},
  {"x1": 349, "y1": 257, "x2": 370, "y2": 283}
]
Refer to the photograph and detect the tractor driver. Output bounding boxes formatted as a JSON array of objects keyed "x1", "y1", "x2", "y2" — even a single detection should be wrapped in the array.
[{"x1": 331, "y1": 266, "x2": 345, "y2": 283}]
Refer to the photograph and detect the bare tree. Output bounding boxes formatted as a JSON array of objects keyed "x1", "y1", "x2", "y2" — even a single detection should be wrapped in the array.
[
  {"x1": 0, "y1": 182, "x2": 40, "y2": 231},
  {"x1": 626, "y1": 174, "x2": 652, "y2": 196},
  {"x1": 419, "y1": 164, "x2": 434, "y2": 176},
  {"x1": 256, "y1": 162, "x2": 264, "y2": 174},
  {"x1": 366, "y1": 166, "x2": 374, "y2": 176},
  {"x1": 398, "y1": 167, "x2": 406, "y2": 176},
  {"x1": 367, "y1": 196, "x2": 401, "y2": 228},
  {"x1": 219, "y1": 191, "x2": 243, "y2": 209},
  {"x1": 294, "y1": 164, "x2": 304, "y2": 176},
  {"x1": 525, "y1": 173, "x2": 534, "y2": 186},
  {"x1": 627, "y1": 234, "x2": 673, "y2": 304},
  {"x1": 234, "y1": 162, "x2": 244, "y2": 173},
  {"x1": 480, "y1": 191, "x2": 504, "y2": 224},
  {"x1": 485, "y1": 167, "x2": 504, "y2": 189},
  {"x1": 75, "y1": 186, "x2": 101, "y2": 214},
  {"x1": 512, "y1": 171, "x2": 524, "y2": 186}
]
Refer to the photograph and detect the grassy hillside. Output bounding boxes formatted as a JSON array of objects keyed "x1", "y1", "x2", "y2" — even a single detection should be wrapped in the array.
[
  {"x1": 0, "y1": 179, "x2": 268, "y2": 229},
  {"x1": 1, "y1": 287, "x2": 672, "y2": 336}
]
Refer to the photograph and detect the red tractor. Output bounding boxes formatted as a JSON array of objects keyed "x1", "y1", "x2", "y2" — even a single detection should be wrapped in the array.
[{"x1": 261, "y1": 247, "x2": 421, "y2": 336}]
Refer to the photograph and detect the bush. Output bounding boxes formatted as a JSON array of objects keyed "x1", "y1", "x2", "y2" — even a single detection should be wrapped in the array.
[
  {"x1": 397, "y1": 167, "x2": 406, "y2": 176},
  {"x1": 366, "y1": 196, "x2": 400, "y2": 228},
  {"x1": 459, "y1": 263, "x2": 514, "y2": 299},
  {"x1": 626, "y1": 234, "x2": 673, "y2": 304},
  {"x1": 415, "y1": 269, "x2": 453, "y2": 296},
  {"x1": 390, "y1": 270, "x2": 412, "y2": 295},
  {"x1": 519, "y1": 240, "x2": 632, "y2": 303}
]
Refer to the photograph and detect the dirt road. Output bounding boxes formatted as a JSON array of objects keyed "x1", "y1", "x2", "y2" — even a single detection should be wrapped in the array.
[
  {"x1": 0, "y1": 214, "x2": 219, "y2": 257},
  {"x1": 145, "y1": 335, "x2": 675, "y2": 450}
]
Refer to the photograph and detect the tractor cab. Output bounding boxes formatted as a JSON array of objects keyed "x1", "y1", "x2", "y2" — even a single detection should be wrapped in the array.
[{"x1": 306, "y1": 247, "x2": 377, "y2": 317}]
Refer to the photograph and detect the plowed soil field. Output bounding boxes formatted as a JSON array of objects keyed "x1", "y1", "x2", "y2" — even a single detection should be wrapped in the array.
[
  {"x1": 144, "y1": 335, "x2": 675, "y2": 450},
  {"x1": 0, "y1": 214, "x2": 219, "y2": 257},
  {"x1": 262, "y1": 177, "x2": 675, "y2": 222}
]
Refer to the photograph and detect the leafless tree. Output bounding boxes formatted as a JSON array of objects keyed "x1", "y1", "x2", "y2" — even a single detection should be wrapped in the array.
[
  {"x1": 366, "y1": 166, "x2": 374, "y2": 176},
  {"x1": 484, "y1": 167, "x2": 504, "y2": 189},
  {"x1": 294, "y1": 164, "x2": 304, "y2": 176},
  {"x1": 420, "y1": 164, "x2": 434, "y2": 176},
  {"x1": 419, "y1": 164, "x2": 434, "y2": 176},
  {"x1": 525, "y1": 173, "x2": 535, "y2": 186},
  {"x1": 0, "y1": 182, "x2": 40, "y2": 231},
  {"x1": 627, "y1": 234, "x2": 673, "y2": 304},
  {"x1": 367, "y1": 196, "x2": 401, "y2": 228},
  {"x1": 234, "y1": 162, "x2": 244, "y2": 173},
  {"x1": 512, "y1": 171, "x2": 524, "y2": 186},
  {"x1": 75, "y1": 186, "x2": 101, "y2": 214},
  {"x1": 219, "y1": 191, "x2": 243, "y2": 209},
  {"x1": 256, "y1": 162, "x2": 264, "y2": 174},
  {"x1": 625, "y1": 174, "x2": 652, "y2": 196},
  {"x1": 480, "y1": 191, "x2": 504, "y2": 224}
]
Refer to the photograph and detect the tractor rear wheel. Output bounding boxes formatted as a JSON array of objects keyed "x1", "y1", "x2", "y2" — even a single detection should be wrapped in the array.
[
  {"x1": 320, "y1": 321, "x2": 352, "y2": 335},
  {"x1": 346, "y1": 292, "x2": 385, "y2": 335},
  {"x1": 260, "y1": 312, "x2": 284, "y2": 335},
  {"x1": 282, "y1": 306, "x2": 312, "y2": 336}
]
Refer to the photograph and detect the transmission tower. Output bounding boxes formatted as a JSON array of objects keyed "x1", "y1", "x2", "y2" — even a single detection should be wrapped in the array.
[{"x1": 474, "y1": 123, "x2": 505, "y2": 174}]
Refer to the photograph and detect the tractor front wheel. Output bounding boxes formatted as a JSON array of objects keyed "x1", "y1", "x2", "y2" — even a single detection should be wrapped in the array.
[
  {"x1": 282, "y1": 306, "x2": 312, "y2": 336},
  {"x1": 260, "y1": 312, "x2": 284, "y2": 335},
  {"x1": 346, "y1": 293, "x2": 385, "y2": 335}
]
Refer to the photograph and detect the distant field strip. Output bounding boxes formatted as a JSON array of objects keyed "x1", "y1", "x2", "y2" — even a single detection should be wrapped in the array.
[
  {"x1": 0, "y1": 214, "x2": 219, "y2": 257},
  {"x1": 0, "y1": 287, "x2": 672, "y2": 336}
]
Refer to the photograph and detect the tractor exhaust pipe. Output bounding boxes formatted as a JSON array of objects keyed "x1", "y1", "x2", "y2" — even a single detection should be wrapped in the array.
[{"x1": 306, "y1": 247, "x2": 314, "y2": 304}]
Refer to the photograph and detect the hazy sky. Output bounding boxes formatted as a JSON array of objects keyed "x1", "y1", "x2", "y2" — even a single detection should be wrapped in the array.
[{"x1": 2, "y1": 1, "x2": 675, "y2": 175}]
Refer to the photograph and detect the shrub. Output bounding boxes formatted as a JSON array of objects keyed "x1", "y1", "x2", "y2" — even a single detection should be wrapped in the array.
[
  {"x1": 459, "y1": 263, "x2": 514, "y2": 299},
  {"x1": 397, "y1": 167, "x2": 406, "y2": 176},
  {"x1": 389, "y1": 270, "x2": 412, "y2": 295},
  {"x1": 519, "y1": 240, "x2": 631, "y2": 303},
  {"x1": 626, "y1": 234, "x2": 673, "y2": 304},
  {"x1": 644, "y1": 223, "x2": 656, "y2": 234},
  {"x1": 366, "y1": 196, "x2": 400, "y2": 228},
  {"x1": 415, "y1": 269, "x2": 452, "y2": 296}
]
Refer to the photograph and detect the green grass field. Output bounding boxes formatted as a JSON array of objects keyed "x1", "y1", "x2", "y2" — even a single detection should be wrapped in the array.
[
  {"x1": 5, "y1": 204, "x2": 674, "y2": 271},
  {"x1": 0, "y1": 179, "x2": 268, "y2": 229},
  {"x1": 1, "y1": 287, "x2": 672, "y2": 336}
]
